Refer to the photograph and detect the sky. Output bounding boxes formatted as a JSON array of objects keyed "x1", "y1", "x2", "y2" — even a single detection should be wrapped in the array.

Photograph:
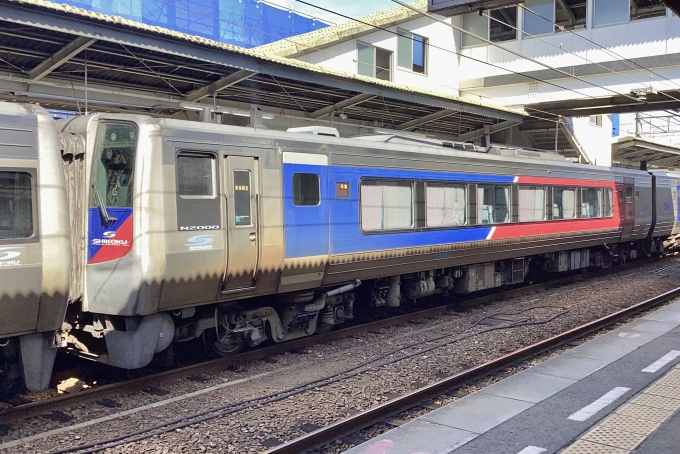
[{"x1": 263, "y1": 0, "x2": 402, "y2": 25}]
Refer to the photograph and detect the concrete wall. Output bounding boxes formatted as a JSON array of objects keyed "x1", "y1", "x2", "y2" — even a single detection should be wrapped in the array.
[
  {"x1": 570, "y1": 115, "x2": 615, "y2": 166},
  {"x1": 297, "y1": 16, "x2": 461, "y2": 96},
  {"x1": 458, "y1": 4, "x2": 680, "y2": 106}
]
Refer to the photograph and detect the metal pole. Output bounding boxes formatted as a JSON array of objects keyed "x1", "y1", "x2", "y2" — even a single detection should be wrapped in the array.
[{"x1": 555, "y1": 115, "x2": 560, "y2": 153}]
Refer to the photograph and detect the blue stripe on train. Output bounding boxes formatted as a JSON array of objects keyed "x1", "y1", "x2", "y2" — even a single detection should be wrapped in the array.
[{"x1": 283, "y1": 163, "x2": 512, "y2": 258}]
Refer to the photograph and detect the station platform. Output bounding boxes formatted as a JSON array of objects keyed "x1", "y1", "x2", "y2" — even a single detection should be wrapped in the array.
[{"x1": 344, "y1": 300, "x2": 680, "y2": 454}]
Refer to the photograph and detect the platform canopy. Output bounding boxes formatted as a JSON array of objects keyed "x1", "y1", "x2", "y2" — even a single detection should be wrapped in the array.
[
  {"x1": 0, "y1": 0, "x2": 525, "y2": 137},
  {"x1": 612, "y1": 136, "x2": 680, "y2": 169}
]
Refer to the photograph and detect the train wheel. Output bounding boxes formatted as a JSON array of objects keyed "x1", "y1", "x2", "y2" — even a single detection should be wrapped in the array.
[
  {"x1": 315, "y1": 322, "x2": 334, "y2": 334},
  {"x1": 202, "y1": 328, "x2": 244, "y2": 357}
]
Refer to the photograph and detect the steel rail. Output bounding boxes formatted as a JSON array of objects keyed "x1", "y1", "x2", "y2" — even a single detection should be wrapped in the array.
[
  {"x1": 0, "y1": 262, "x2": 652, "y2": 422},
  {"x1": 263, "y1": 286, "x2": 680, "y2": 454}
]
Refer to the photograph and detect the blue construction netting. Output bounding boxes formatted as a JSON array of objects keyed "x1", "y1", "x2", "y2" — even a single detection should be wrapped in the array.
[{"x1": 50, "y1": 0, "x2": 329, "y2": 48}]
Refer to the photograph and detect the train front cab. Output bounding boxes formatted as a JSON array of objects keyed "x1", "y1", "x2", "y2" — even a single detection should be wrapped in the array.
[
  {"x1": 61, "y1": 117, "x2": 337, "y2": 367},
  {"x1": 0, "y1": 103, "x2": 70, "y2": 391}
]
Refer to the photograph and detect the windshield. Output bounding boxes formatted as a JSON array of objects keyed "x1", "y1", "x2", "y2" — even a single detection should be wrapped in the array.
[{"x1": 92, "y1": 122, "x2": 137, "y2": 208}]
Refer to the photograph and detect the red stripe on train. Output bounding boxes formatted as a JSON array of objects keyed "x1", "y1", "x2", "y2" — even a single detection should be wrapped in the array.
[
  {"x1": 491, "y1": 218, "x2": 620, "y2": 240},
  {"x1": 89, "y1": 215, "x2": 134, "y2": 264},
  {"x1": 517, "y1": 176, "x2": 615, "y2": 188}
]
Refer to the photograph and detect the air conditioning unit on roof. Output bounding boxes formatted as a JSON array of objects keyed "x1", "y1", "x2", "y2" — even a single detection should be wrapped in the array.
[{"x1": 286, "y1": 126, "x2": 339, "y2": 137}]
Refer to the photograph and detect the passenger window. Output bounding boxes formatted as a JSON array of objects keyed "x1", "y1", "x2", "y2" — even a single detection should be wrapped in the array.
[
  {"x1": 518, "y1": 185, "x2": 546, "y2": 222},
  {"x1": 177, "y1": 155, "x2": 214, "y2": 198},
  {"x1": 93, "y1": 122, "x2": 136, "y2": 208},
  {"x1": 581, "y1": 188, "x2": 602, "y2": 218},
  {"x1": 603, "y1": 188, "x2": 613, "y2": 217},
  {"x1": 635, "y1": 190, "x2": 640, "y2": 200},
  {"x1": 0, "y1": 171, "x2": 33, "y2": 239},
  {"x1": 361, "y1": 180, "x2": 413, "y2": 231},
  {"x1": 293, "y1": 173, "x2": 320, "y2": 206},
  {"x1": 626, "y1": 187, "x2": 633, "y2": 203},
  {"x1": 233, "y1": 170, "x2": 252, "y2": 226},
  {"x1": 477, "y1": 185, "x2": 510, "y2": 224},
  {"x1": 425, "y1": 184, "x2": 466, "y2": 227},
  {"x1": 553, "y1": 187, "x2": 576, "y2": 220}
]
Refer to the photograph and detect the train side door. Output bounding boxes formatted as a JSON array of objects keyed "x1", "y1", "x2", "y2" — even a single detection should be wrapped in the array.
[
  {"x1": 621, "y1": 177, "x2": 635, "y2": 241},
  {"x1": 222, "y1": 155, "x2": 260, "y2": 293}
]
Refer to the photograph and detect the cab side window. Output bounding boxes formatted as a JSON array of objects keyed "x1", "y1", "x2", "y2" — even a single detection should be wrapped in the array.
[
  {"x1": 0, "y1": 171, "x2": 33, "y2": 239},
  {"x1": 293, "y1": 173, "x2": 320, "y2": 206}
]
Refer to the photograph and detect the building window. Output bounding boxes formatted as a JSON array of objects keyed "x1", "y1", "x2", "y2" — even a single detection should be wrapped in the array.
[
  {"x1": 425, "y1": 184, "x2": 466, "y2": 227},
  {"x1": 523, "y1": 0, "x2": 554, "y2": 36},
  {"x1": 631, "y1": 0, "x2": 667, "y2": 20},
  {"x1": 397, "y1": 30, "x2": 427, "y2": 74},
  {"x1": 361, "y1": 180, "x2": 413, "y2": 231},
  {"x1": 477, "y1": 185, "x2": 511, "y2": 224},
  {"x1": 593, "y1": 0, "x2": 629, "y2": 26},
  {"x1": 589, "y1": 115, "x2": 602, "y2": 127},
  {"x1": 177, "y1": 154, "x2": 215, "y2": 198},
  {"x1": 518, "y1": 185, "x2": 547, "y2": 222},
  {"x1": 553, "y1": 187, "x2": 576, "y2": 220},
  {"x1": 462, "y1": 11, "x2": 488, "y2": 47},
  {"x1": 555, "y1": 0, "x2": 587, "y2": 31},
  {"x1": 490, "y1": 6, "x2": 518, "y2": 42},
  {"x1": 293, "y1": 173, "x2": 320, "y2": 206},
  {"x1": 0, "y1": 171, "x2": 33, "y2": 239},
  {"x1": 581, "y1": 188, "x2": 602, "y2": 218},
  {"x1": 357, "y1": 43, "x2": 392, "y2": 81}
]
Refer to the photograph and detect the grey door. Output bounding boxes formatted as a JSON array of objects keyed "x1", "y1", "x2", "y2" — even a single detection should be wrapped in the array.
[{"x1": 222, "y1": 155, "x2": 260, "y2": 293}]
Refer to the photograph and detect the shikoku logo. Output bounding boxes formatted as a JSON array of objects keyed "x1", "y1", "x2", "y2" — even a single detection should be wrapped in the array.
[
  {"x1": 0, "y1": 247, "x2": 23, "y2": 267},
  {"x1": 186, "y1": 234, "x2": 215, "y2": 251},
  {"x1": 92, "y1": 230, "x2": 129, "y2": 246}
]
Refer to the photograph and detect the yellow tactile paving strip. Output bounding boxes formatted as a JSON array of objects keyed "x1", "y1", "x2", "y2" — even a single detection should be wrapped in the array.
[{"x1": 561, "y1": 364, "x2": 680, "y2": 453}]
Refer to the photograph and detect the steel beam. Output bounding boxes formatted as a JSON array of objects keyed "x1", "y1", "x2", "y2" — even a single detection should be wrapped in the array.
[
  {"x1": 556, "y1": 0, "x2": 575, "y2": 25},
  {"x1": 395, "y1": 109, "x2": 455, "y2": 130},
  {"x1": 457, "y1": 120, "x2": 516, "y2": 140},
  {"x1": 309, "y1": 93, "x2": 376, "y2": 119},
  {"x1": 28, "y1": 36, "x2": 96, "y2": 82},
  {"x1": 185, "y1": 70, "x2": 257, "y2": 102}
]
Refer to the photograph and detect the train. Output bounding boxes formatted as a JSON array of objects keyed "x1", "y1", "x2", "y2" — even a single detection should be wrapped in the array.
[{"x1": 1, "y1": 100, "x2": 678, "y2": 392}]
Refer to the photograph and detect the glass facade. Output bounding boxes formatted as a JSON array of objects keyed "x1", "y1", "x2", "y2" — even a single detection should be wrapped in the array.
[
  {"x1": 523, "y1": 0, "x2": 554, "y2": 36},
  {"x1": 45, "y1": 0, "x2": 329, "y2": 48}
]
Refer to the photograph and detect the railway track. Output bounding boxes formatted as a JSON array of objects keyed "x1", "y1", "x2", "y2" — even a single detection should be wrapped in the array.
[
  {"x1": 1, "y1": 264, "x2": 639, "y2": 422},
  {"x1": 263, "y1": 286, "x2": 680, "y2": 454}
]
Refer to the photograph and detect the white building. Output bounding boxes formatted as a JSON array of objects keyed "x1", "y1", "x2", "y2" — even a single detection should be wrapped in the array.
[{"x1": 257, "y1": 0, "x2": 680, "y2": 167}]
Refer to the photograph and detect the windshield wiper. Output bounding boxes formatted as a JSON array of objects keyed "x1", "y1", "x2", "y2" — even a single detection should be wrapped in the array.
[{"x1": 92, "y1": 181, "x2": 117, "y2": 223}]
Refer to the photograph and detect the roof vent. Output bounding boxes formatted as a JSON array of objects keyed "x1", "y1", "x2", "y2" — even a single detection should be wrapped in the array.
[{"x1": 286, "y1": 126, "x2": 339, "y2": 137}]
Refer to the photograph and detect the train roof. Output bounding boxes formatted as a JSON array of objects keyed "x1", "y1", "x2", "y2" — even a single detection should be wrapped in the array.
[{"x1": 57, "y1": 112, "x2": 653, "y2": 178}]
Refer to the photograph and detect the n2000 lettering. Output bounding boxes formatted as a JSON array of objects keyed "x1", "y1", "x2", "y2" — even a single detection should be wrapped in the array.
[{"x1": 179, "y1": 225, "x2": 220, "y2": 231}]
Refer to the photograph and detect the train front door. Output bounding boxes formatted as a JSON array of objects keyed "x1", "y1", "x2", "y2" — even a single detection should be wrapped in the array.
[{"x1": 222, "y1": 155, "x2": 260, "y2": 293}]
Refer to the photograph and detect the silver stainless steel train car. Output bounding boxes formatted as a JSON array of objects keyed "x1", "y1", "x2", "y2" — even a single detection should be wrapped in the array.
[
  {"x1": 0, "y1": 103, "x2": 70, "y2": 392},
  {"x1": 54, "y1": 113, "x2": 675, "y2": 369}
]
